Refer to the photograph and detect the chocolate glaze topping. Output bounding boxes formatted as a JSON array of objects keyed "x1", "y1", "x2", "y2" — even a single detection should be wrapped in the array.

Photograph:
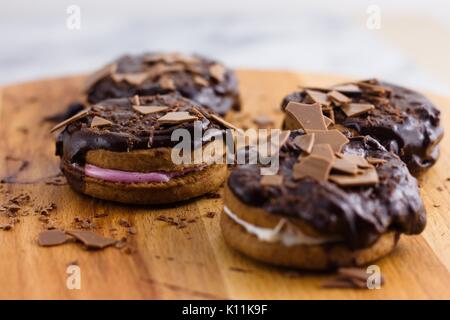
[
  {"x1": 281, "y1": 80, "x2": 444, "y2": 174},
  {"x1": 55, "y1": 94, "x2": 225, "y2": 164},
  {"x1": 85, "y1": 52, "x2": 241, "y2": 115},
  {"x1": 228, "y1": 132, "x2": 426, "y2": 249}
]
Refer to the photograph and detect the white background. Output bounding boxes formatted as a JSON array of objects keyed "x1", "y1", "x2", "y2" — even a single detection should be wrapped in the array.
[{"x1": 1, "y1": 0, "x2": 449, "y2": 94}]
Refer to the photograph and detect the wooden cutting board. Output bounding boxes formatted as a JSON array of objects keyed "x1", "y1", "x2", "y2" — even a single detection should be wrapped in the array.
[{"x1": 0, "y1": 70, "x2": 449, "y2": 299}]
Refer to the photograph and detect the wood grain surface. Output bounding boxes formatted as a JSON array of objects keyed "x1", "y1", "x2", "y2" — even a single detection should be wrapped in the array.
[{"x1": 0, "y1": 70, "x2": 449, "y2": 299}]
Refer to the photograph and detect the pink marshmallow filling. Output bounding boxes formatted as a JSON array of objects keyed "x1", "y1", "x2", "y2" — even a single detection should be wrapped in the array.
[{"x1": 84, "y1": 164, "x2": 205, "y2": 184}]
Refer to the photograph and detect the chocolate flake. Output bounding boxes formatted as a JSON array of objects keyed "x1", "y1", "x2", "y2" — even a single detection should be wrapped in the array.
[
  {"x1": 307, "y1": 129, "x2": 349, "y2": 153},
  {"x1": 292, "y1": 133, "x2": 315, "y2": 153},
  {"x1": 132, "y1": 105, "x2": 169, "y2": 115},
  {"x1": 329, "y1": 166, "x2": 379, "y2": 187},
  {"x1": 293, "y1": 155, "x2": 332, "y2": 182},
  {"x1": 327, "y1": 90, "x2": 351, "y2": 105},
  {"x1": 209, "y1": 64, "x2": 226, "y2": 82},
  {"x1": 341, "y1": 103, "x2": 375, "y2": 117},
  {"x1": 332, "y1": 157, "x2": 359, "y2": 175},
  {"x1": 366, "y1": 157, "x2": 387, "y2": 165},
  {"x1": 193, "y1": 76, "x2": 209, "y2": 87},
  {"x1": 285, "y1": 102, "x2": 327, "y2": 131},
  {"x1": 159, "y1": 76, "x2": 176, "y2": 90},
  {"x1": 112, "y1": 72, "x2": 148, "y2": 85},
  {"x1": 90, "y1": 116, "x2": 113, "y2": 128},
  {"x1": 66, "y1": 230, "x2": 116, "y2": 250},
  {"x1": 323, "y1": 116, "x2": 334, "y2": 127},
  {"x1": 332, "y1": 84, "x2": 361, "y2": 93},
  {"x1": 50, "y1": 109, "x2": 89, "y2": 133},
  {"x1": 157, "y1": 112, "x2": 197, "y2": 124},
  {"x1": 310, "y1": 144, "x2": 335, "y2": 162},
  {"x1": 260, "y1": 175, "x2": 283, "y2": 187},
  {"x1": 305, "y1": 90, "x2": 330, "y2": 106},
  {"x1": 38, "y1": 230, "x2": 73, "y2": 247}
]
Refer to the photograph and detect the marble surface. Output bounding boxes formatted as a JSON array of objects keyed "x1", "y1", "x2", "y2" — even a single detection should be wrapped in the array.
[{"x1": 1, "y1": 0, "x2": 449, "y2": 95}]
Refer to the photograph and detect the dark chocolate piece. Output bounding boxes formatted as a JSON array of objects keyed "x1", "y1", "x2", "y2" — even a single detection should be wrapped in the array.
[
  {"x1": 85, "y1": 52, "x2": 241, "y2": 115},
  {"x1": 227, "y1": 131, "x2": 426, "y2": 249}
]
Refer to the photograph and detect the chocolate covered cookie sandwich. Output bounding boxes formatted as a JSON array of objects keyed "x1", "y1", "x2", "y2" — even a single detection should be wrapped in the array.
[
  {"x1": 281, "y1": 79, "x2": 444, "y2": 174},
  {"x1": 53, "y1": 94, "x2": 230, "y2": 204},
  {"x1": 221, "y1": 106, "x2": 426, "y2": 270},
  {"x1": 85, "y1": 52, "x2": 240, "y2": 116}
]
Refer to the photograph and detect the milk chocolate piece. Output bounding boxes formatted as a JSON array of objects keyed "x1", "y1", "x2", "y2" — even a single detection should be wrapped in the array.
[
  {"x1": 329, "y1": 166, "x2": 379, "y2": 186},
  {"x1": 50, "y1": 109, "x2": 90, "y2": 133},
  {"x1": 328, "y1": 90, "x2": 351, "y2": 105},
  {"x1": 310, "y1": 144, "x2": 335, "y2": 162},
  {"x1": 90, "y1": 116, "x2": 113, "y2": 128},
  {"x1": 66, "y1": 230, "x2": 116, "y2": 250},
  {"x1": 305, "y1": 90, "x2": 330, "y2": 106},
  {"x1": 159, "y1": 76, "x2": 176, "y2": 90},
  {"x1": 157, "y1": 112, "x2": 197, "y2": 124},
  {"x1": 293, "y1": 155, "x2": 332, "y2": 182},
  {"x1": 209, "y1": 64, "x2": 226, "y2": 82},
  {"x1": 132, "y1": 105, "x2": 169, "y2": 115},
  {"x1": 341, "y1": 103, "x2": 375, "y2": 117},
  {"x1": 292, "y1": 133, "x2": 315, "y2": 153},
  {"x1": 331, "y1": 84, "x2": 361, "y2": 93},
  {"x1": 112, "y1": 72, "x2": 148, "y2": 85},
  {"x1": 285, "y1": 102, "x2": 327, "y2": 131},
  {"x1": 38, "y1": 230, "x2": 73, "y2": 247},
  {"x1": 332, "y1": 157, "x2": 359, "y2": 175},
  {"x1": 307, "y1": 129, "x2": 349, "y2": 153}
]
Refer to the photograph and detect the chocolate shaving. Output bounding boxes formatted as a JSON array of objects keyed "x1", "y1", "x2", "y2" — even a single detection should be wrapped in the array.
[
  {"x1": 341, "y1": 103, "x2": 375, "y2": 117},
  {"x1": 50, "y1": 109, "x2": 89, "y2": 133},
  {"x1": 157, "y1": 112, "x2": 197, "y2": 124},
  {"x1": 260, "y1": 175, "x2": 283, "y2": 187},
  {"x1": 90, "y1": 116, "x2": 113, "y2": 128},
  {"x1": 132, "y1": 105, "x2": 169, "y2": 115},
  {"x1": 285, "y1": 102, "x2": 327, "y2": 131},
  {"x1": 66, "y1": 230, "x2": 116, "y2": 250}
]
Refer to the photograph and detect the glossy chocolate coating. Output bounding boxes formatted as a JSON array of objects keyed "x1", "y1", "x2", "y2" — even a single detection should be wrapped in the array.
[
  {"x1": 56, "y1": 94, "x2": 224, "y2": 164},
  {"x1": 86, "y1": 53, "x2": 240, "y2": 115},
  {"x1": 281, "y1": 80, "x2": 444, "y2": 174},
  {"x1": 228, "y1": 132, "x2": 426, "y2": 249}
]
